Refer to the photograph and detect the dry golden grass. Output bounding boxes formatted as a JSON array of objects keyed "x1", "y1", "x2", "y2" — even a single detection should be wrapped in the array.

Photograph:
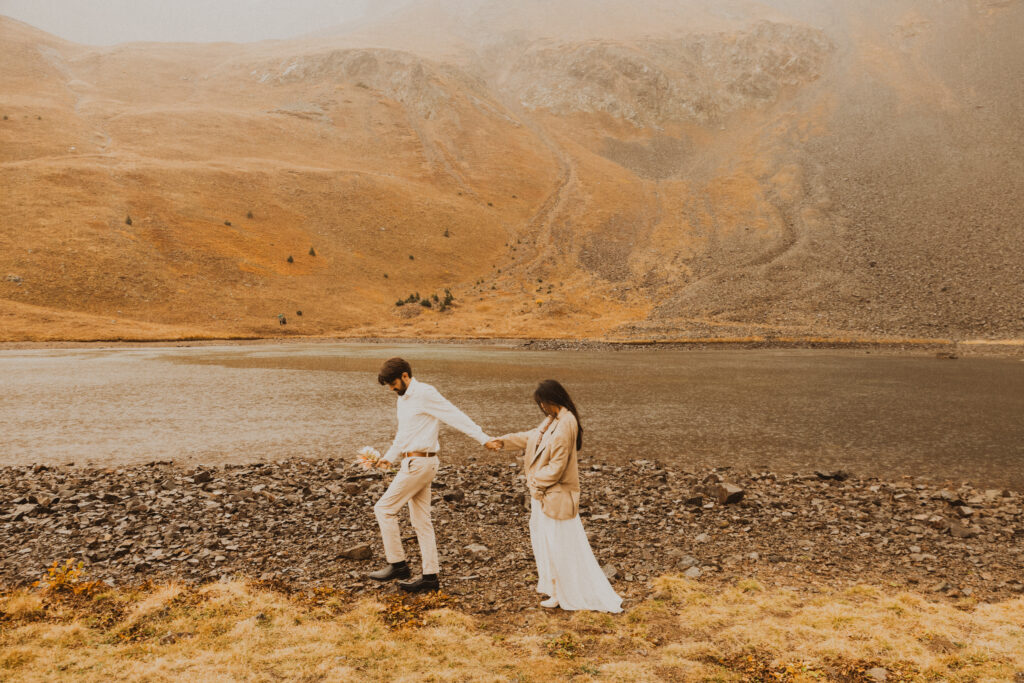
[{"x1": 1, "y1": 575, "x2": 1022, "y2": 682}]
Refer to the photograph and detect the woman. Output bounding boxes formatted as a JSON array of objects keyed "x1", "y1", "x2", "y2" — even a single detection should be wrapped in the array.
[{"x1": 486, "y1": 380, "x2": 622, "y2": 613}]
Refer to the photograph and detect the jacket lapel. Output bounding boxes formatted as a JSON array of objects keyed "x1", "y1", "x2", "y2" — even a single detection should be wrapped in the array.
[{"x1": 525, "y1": 416, "x2": 555, "y2": 471}]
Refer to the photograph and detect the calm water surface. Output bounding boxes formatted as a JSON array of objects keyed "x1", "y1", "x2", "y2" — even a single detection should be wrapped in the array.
[{"x1": 1, "y1": 343, "x2": 1022, "y2": 489}]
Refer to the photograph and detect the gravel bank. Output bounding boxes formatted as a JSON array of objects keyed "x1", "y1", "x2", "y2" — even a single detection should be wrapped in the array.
[{"x1": 2, "y1": 458, "x2": 1022, "y2": 612}]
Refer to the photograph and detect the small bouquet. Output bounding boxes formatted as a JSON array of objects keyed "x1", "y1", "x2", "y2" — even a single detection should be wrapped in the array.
[{"x1": 356, "y1": 446, "x2": 385, "y2": 470}]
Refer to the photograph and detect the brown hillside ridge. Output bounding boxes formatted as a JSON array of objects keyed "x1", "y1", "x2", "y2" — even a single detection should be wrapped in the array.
[{"x1": 1, "y1": 0, "x2": 1022, "y2": 344}]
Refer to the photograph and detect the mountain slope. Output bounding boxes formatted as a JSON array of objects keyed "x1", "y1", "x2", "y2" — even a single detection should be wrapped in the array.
[{"x1": 1, "y1": 1, "x2": 1021, "y2": 342}]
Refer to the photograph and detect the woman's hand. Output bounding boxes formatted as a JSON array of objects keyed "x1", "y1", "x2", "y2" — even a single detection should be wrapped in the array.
[{"x1": 484, "y1": 439, "x2": 503, "y2": 451}]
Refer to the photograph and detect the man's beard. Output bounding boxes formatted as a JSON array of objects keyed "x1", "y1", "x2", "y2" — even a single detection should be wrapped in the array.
[{"x1": 395, "y1": 380, "x2": 408, "y2": 396}]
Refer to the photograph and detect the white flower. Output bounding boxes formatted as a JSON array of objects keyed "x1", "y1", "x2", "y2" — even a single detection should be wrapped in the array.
[{"x1": 356, "y1": 446, "x2": 383, "y2": 470}]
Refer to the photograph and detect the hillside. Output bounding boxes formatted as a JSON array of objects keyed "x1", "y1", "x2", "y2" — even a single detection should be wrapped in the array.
[{"x1": 1, "y1": 0, "x2": 1022, "y2": 342}]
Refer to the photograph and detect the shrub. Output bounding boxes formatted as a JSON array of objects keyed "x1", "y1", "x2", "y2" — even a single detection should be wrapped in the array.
[
  {"x1": 409, "y1": 255, "x2": 414, "y2": 260},
  {"x1": 125, "y1": 215, "x2": 132, "y2": 226},
  {"x1": 443, "y1": 228, "x2": 450, "y2": 238},
  {"x1": 224, "y1": 220, "x2": 231, "y2": 226},
  {"x1": 309, "y1": 247, "x2": 316, "y2": 256},
  {"x1": 287, "y1": 255, "x2": 294, "y2": 263},
  {"x1": 420, "y1": 299, "x2": 431, "y2": 308},
  {"x1": 247, "y1": 211, "x2": 254, "y2": 219},
  {"x1": 396, "y1": 300, "x2": 405, "y2": 306}
]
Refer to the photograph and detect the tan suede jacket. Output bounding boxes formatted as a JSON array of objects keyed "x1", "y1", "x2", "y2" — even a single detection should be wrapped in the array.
[{"x1": 497, "y1": 407, "x2": 581, "y2": 520}]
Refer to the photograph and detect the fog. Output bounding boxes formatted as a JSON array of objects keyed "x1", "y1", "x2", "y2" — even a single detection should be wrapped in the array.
[{"x1": 0, "y1": 0, "x2": 386, "y2": 45}]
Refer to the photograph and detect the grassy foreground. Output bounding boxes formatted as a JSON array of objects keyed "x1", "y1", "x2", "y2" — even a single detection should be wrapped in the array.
[{"x1": 1, "y1": 570, "x2": 1023, "y2": 682}]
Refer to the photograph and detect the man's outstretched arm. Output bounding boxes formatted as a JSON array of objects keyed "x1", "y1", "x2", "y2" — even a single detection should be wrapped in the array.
[{"x1": 422, "y1": 386, "x2": 490, "y2": 445}]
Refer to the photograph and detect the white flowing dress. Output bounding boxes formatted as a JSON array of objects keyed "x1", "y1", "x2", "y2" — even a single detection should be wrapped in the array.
[
  {"x1": 527, "y1": 427, "x2": 622, "y2": 613},
  {"x1": 529, "y1": 498, "x2": 623, "y2": 612}
]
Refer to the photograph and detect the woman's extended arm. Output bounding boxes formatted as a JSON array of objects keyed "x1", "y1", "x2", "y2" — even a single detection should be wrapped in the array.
[{"x1": 491, "y1": 430, "x2": 532, "y2": 450}]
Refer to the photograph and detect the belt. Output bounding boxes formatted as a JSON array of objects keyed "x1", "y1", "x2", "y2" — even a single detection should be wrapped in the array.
[{"x1": 403, "y1": 451, "x2": 437, "y2": 458}]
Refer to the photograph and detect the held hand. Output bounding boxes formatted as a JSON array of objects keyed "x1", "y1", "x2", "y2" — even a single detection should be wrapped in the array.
[
  {"x1": 375, "y1": 459, "x2": 393, "y2": 471},
  {"x1": 484, "y1": 439, "x2": 503, "y2": 451}
]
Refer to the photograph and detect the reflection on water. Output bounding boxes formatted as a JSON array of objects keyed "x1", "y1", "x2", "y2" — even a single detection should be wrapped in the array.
[{"x1": 1, "y1": 343, "x2": 1022, "y2": 489}]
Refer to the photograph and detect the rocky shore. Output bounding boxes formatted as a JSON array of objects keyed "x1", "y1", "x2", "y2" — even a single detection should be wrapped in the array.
[
  {"x1": 3, "y1": 336, "x2": 1023, "y2": 358},
  {"x1": 2, "y1": 458, "x2": 1022, "y2": 613}
]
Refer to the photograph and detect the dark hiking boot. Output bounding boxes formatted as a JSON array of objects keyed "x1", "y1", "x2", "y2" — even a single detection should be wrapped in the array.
[
  {"x1": 368, "y1": 562, "x2": 411, "y2": 581},
  {"x1": 397, "y1": 574, "x2": 440, "y2": 593}
]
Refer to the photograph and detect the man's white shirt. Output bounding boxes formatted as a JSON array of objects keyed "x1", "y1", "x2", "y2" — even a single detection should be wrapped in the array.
[{"x1": 383, "y1": 377, "x2": 491, "y2": 464}]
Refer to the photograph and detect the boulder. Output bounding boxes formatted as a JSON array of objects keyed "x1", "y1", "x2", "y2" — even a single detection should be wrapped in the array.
[
  {"x1": 866, "y1": 667, "x2": 888, "y2": 682},
  {"x1": 713, "y1": 483, "x2": 745, "y2": 505},
  {"x1": 338, "y1": 543, "x2": 372, "y2": 561},
  {"x1": 10, "y1": 503, "x2": 36, "y2": 521},
  {"x1": 814, "y1": 470, "x2": 850, "y2": 481},
  {"x1": 443, "y1": 490, "x2": 466, "y2": 503},
  {"x1": 677, "y1": 555, "x2": 699, "y2": 569},
  {"x1": 463, "y1": 543, "x2": 490, "y2": 561},
  {"x1": 949, "y1": 521, "x2": 978, "y2": 539}
]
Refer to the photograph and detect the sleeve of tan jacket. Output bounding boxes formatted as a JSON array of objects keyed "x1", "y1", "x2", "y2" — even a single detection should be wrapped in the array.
[
  {"x1": 497, "y1": 430, "x2": 534, "y2": 450},
  {"x1": 529, "y1": 416, "x2": 576, "y2": 488}
]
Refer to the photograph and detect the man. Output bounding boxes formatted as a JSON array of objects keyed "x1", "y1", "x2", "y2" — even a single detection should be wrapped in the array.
[{"x1": 369, "y1": 357, "x2": 492, "y2": 593}]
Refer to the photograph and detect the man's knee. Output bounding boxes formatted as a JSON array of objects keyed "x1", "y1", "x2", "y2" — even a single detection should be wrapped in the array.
[{"x1": 374, "y1": 502, "x2": 397, "y2": 519}]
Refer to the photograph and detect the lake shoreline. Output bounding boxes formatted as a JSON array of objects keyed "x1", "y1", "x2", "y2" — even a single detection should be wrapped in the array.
[{"x1": 2, "y1": 334, "x2": 1023, "y2": 357}]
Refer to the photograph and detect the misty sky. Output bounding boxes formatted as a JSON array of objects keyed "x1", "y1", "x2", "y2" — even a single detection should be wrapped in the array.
[{"x1": 0, "y1": 0, "x2": 377, "y2": 45}]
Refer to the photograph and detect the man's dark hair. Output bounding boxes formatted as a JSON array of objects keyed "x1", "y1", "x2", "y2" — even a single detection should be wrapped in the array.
[
  {"x1": 533, "y1": 379, "x2": 583, "y2": 450},
  {"x1": 378, "y1": 357, "x2": 412, "y2": 385}
]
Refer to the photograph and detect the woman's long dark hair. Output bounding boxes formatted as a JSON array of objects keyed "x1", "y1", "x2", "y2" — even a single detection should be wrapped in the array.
[{"x1": 533, "y1": 379, "x2": 583, "y2": 450}]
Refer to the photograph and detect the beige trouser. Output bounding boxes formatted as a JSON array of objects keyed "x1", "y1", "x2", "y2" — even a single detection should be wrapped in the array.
[{"x1": 373, "y1": 455, "x2": 440, "y2": 574}]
